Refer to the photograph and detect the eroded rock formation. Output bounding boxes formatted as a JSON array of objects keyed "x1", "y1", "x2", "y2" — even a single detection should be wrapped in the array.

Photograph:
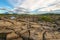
[{"x1": 0, "y1": 16, "x2": 60, "y2": 40}]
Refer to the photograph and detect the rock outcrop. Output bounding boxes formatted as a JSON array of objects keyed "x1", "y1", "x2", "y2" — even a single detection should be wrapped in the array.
[{"x1": 0, "y1": 16, "x2": 60, "y2": 40}]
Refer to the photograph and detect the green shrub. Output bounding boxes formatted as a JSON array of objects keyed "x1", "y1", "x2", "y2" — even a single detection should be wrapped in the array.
[{"x1": 38, "y1": 16, "x2": 54, "y2": 22}]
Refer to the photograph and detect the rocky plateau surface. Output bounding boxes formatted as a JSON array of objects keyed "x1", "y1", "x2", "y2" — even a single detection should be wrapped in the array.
[{"x1": 0, "y1": 15, "x2": 60, "y2": 40}]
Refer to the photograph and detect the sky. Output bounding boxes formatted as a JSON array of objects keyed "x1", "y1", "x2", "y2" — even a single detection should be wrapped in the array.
[
  {"x1": 0, "y1": 0, "x2": 13, "y2": 13},
  {"x1": 0, "y1": 0, "x2": 60, "y2": 13}
]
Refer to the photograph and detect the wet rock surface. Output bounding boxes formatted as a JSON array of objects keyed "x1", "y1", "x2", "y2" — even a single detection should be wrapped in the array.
[{"x1": 0, "y1": 16, "x2": 60, "y2": 40}]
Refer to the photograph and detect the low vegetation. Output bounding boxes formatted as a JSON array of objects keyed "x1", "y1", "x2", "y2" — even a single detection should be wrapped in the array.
[{"x1": 38, "y1": 16, "x2": 54, "y2": 22}]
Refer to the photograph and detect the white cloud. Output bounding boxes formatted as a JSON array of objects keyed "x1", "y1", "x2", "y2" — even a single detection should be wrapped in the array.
[
  {"x1": 40, "y1": 6, "x2": 60, "y2": 11},
  {"x1": 8, "y1": 0, "x2": 60, "y2": 11},
  {"x1": 8, "y1": 0, "x2": 23, "y2": 7}
]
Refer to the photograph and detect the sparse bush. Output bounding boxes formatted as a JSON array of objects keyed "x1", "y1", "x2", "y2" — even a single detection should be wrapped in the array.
[{"x1": 38, "y1": 16, "x2": 54, "y2": 22}]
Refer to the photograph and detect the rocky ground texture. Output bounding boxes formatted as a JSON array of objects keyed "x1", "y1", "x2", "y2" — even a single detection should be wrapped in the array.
[{"x1": 0, "y1": 15, "x2": 60, "y2": 40}]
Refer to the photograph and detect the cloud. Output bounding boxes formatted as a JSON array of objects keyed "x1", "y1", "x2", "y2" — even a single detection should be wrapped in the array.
[
  {"x1": 39, "y1": 1, "x2": 60, "y2": 11},
  {"x1": 0, "y1": 6, "x2": 13, "y2": 13},
  {"x1": 40, "y1": 6, "x2": 60, "y2": 12},
  {"x1": 8, "y1": 0, "x2": 60, "y2": 11},
  {"x1": 8, "y1": 0, "x2": 24, "y2": 7}
]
